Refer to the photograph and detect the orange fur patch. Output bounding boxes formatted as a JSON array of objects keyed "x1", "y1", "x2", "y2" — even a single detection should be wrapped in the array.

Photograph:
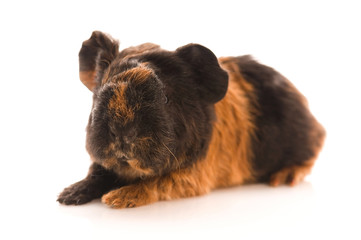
[
  {"x1": 127, "y1": 159, "x2": 154, "y2": 177},
  {"x1": 269, "y1": 161, "x2": 315, "y2": 187},
  {"x1": 101, "y1": 157, "x2": 119, "y2": 171},
  {"x1": 108, "y1": 83, "x2": 135, "y2": 124},
  {"x1": 102, "y1": 65, "x2": 153, "y2": 85},
  {"x1": 269, "y1": 142, "x2": 324, "y2": 187},
  {"x1": 122, "y1": 67, "x2": 153, "y2": 85},
  {"x1": 79, "y1": 70, "x2": 97, "y2": 91}
]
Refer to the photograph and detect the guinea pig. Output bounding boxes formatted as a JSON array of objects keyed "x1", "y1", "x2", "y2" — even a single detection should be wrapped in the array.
[{"x1": 57, "y1": 31, "x2": 325, "y2": 208}]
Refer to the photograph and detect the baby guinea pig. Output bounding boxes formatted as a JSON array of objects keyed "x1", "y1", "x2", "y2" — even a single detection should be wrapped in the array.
[{"x1": 57, "y1": 31, "x2": 325, "y2": 208}]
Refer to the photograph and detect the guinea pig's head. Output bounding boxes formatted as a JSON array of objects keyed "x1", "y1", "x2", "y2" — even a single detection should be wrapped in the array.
[{"x1": 78, "y1": 31, "x2": 228, "y2": 179}]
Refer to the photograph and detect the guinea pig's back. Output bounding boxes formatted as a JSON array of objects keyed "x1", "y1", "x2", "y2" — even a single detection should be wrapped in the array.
[{"x1": 219, "y1": 56, "x2": 326, "y2": 183}]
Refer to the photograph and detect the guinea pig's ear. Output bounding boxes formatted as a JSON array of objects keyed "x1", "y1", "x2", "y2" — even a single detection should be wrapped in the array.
[
  {"x1": 175, "y1": 44, "x2": 228, "y2": 103},
  {"x1": 79, "y1": 31, "x2": 119, "y2": 91}
]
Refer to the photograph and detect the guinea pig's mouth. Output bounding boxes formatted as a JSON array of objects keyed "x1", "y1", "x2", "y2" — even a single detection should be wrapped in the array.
[
  {"x1": 118, "y1": 156, "x2": 129, "y2": 162},
  {"x1": 112, "y1": 149, "x2": 132, "y2": 161},
  {"x1": 126, "y1": 159, "x2": 154, "y2": 176},
  {"x1": 114, "y1": 152, "x2": 152, "y2": 172}
]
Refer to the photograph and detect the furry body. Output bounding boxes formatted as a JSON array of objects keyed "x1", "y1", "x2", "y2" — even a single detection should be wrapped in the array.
[{"x1": 58, "y1": 32, "x2": 325, "y2": 208}]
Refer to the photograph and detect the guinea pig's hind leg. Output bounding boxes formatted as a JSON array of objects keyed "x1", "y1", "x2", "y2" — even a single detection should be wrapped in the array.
[
  {"x1": 57, "y1": 163, "x2": 122, "y2": 205},
  {"x1": 269, "y1": 158, "x2": 316, "y2": 187}
]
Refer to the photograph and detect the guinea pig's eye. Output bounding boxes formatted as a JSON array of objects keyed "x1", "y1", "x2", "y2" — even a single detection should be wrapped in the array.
[
  {"x1": 110, "y1": 131, "x2": 116, "y2": 139},
  {"x1": 164, "y1": 95, "x2": 168, "y2": 104}
]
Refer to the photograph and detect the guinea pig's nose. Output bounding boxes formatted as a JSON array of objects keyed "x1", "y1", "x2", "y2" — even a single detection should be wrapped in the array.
[
  {"x1": 123, "y1": 131, "x2": 137, "y2": 144},
  {"x1": 123, "y1": 136, "x2": 132, "y2": 144}
]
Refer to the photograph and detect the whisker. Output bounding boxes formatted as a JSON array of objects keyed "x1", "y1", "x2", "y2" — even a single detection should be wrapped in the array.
[{"x1": 162, "y1": 142, "x2": 181, "y2": 171}]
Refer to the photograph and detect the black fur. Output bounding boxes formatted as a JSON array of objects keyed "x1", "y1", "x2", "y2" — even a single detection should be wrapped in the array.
[
  {"x1": 57, "y1": 163, "x2": 123, "y2": 205},
  {"x1": 235, "y1": 56, "x2": 325, "y2": 181},
  {"x1": 79, "y1": 31, "x2": 119, "y2": 88}
]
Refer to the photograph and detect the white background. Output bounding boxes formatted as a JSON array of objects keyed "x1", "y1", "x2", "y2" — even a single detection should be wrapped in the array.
[{"x1": 1, "y1": 0, "x2": 360, "y2": 239}]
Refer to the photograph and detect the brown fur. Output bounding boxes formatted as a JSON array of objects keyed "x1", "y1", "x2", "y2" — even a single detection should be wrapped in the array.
[
  {"x1": 118, "y1": 43, "x2": 160, "y2": 59},
  {"x1": 91, "y1": 144, "x2": 154, "y2": 182},
  {"x1": 100, "y1": 59, "x2": 259, "y2": 208},
  {"x1": 79, "y1": 70, "x2": 97, "y2": 91},
  {"x1": 101, "y1": 157, "x2": 120, "y2": 171},
  {"x1": 100, "y1": 56, "x2": 325, "y2": 208},
  {"x1": 59, "y1": 32, "x2": 325, "y2": 209}
]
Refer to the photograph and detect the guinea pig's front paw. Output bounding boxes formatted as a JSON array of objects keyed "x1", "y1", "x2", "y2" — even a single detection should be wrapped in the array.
[
  {"x1": 57, "y1": 180, "x2": 96, "y2": 205},
  {"x1": 101, "y1": 184, "x2": 157, "y2": 209}
]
